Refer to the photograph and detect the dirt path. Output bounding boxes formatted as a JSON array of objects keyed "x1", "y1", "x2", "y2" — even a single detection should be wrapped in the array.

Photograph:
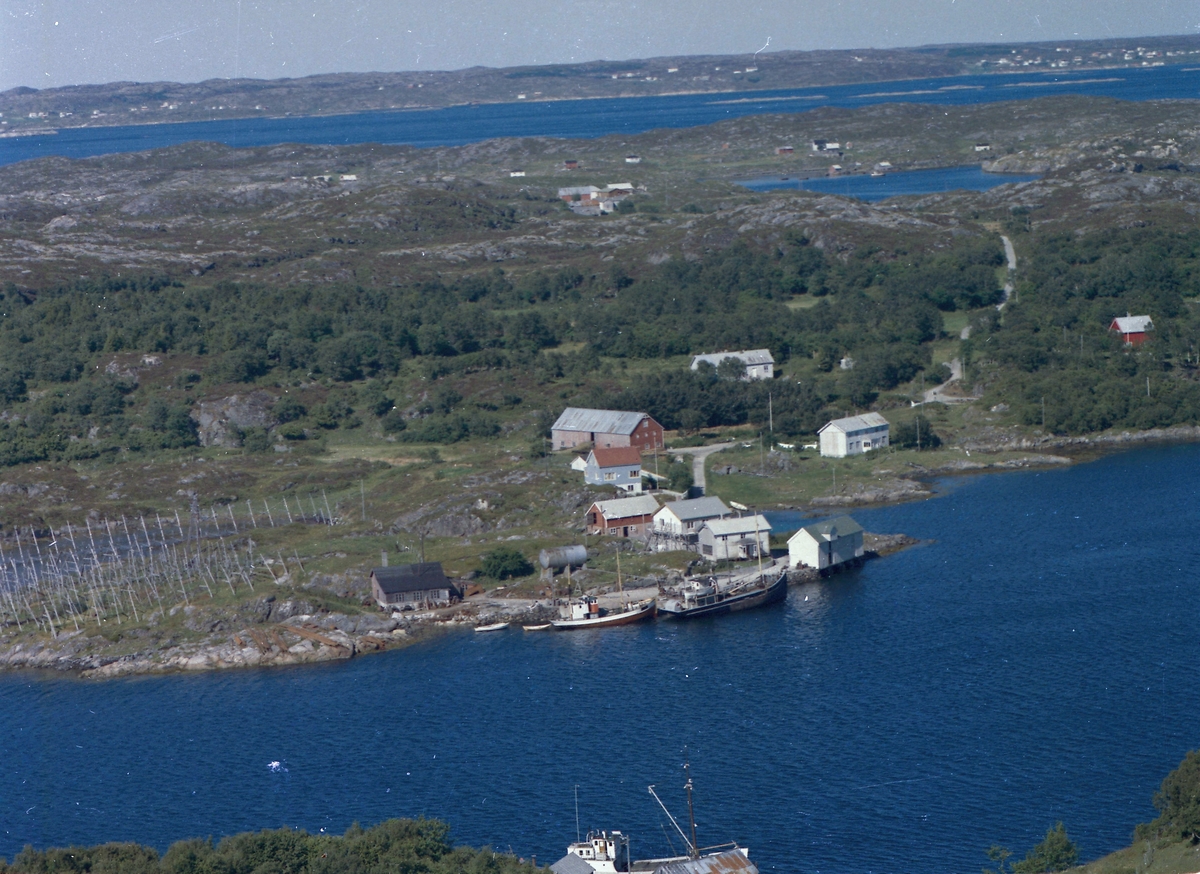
[
  {"x1": 667, "y1": 442, "x2": 734, "y2": 494},
  {"x1": 998, "y1": 234, "x2": 1017, "y2": 310}
]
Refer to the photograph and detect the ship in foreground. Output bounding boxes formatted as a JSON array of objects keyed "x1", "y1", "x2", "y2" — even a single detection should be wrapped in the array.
[{"x1": 551, "y1": 595, "x2": 657, "y2": 629}]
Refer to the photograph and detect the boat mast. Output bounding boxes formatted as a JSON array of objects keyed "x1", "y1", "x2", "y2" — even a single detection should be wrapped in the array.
[
  {"x1": 647, "y1": 784, "x2": 695, "y2": 858},
  {"x1": 684, "y1": 760, "x2": 699, "y2": 859},
  {"x1": 575, "y1": 784, "x2": 581, "y2": 843},
  {"x1": 755, "y1": 512, "x2": 764, "y2": 581}
]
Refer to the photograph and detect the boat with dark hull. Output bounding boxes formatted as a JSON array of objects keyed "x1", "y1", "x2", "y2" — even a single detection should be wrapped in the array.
[{"x1": 659, "y1": 568, "x2": 787, "y2": 619}]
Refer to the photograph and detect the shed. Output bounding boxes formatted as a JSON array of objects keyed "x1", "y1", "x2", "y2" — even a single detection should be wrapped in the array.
[
  {"x1": 585, "y1": 494, "x2": 660, "y2": 537},
  {"x1": 788, "y1": 515, "x2": 864, "y2": 570},
  {"x1": 552, "y1": 407, "x2": 664, "y2": 451},
  {"x1": 584, "y1": 446, "x2": 644, "y2": 494},
  {"x1": 690, "y1": 349, "x2": 775, "y2": 381},
  {"x1": 652, "y1": 496, "x2": 732, "y2": 537},
  {"x1": 697, "y1": 514, "x2": 771, "y2": 561},
  {"x1": 818, "y1": 413, "x2": 889, "y2": 458},
  {"x1": 1110, "y1": 314, "x2": 1154, "y2": 347},
  {"x1": 371, "y1": 562, "x2": 459, "y2": 610}
]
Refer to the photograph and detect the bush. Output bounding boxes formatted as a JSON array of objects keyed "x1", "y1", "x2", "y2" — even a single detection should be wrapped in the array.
[
  {"x1": 273, "y1": 395, "x2": 306, "y2": 423},
  {"x1": 241, "y1": 426, "x2": 272, "y2": 453},
  {"x1": 1137, "y1": 749, "x2": 1200, "y2": 843},
  {"x1": 891, "y1": 415, "x2": 942, "y2": 450},
  {"x1": 480, "y1": 546, "x2": 534, "y2": 580}
]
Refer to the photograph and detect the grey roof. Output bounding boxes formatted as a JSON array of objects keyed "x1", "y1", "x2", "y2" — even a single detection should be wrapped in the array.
[
  {"x1": 818, "y1": 412, "x2": 889, "y2": 435},
  {"x1": 591, "y1": 494, "x2": 661, "y2": 520},
  {"x1": 553, "y1": 407, "x2": 652, "y2": 436},
  {"x1": 654, "y1": 850, "x2": 758, "y2": 874},
  {"x1": 371, "y1": 562, "x2": 453, "y2": 595},
  {"x1": 552, "y1": 855, "x2": 599, "y2": 874},
  {"x1": 655, "y1": 496, "x2": 731, "y2": 523},
  {"x1": 702, "y1": 514, "x2": 771, "y2": 537},
  {"x1": 792, "y1": 514, "x2": 864, "y2": 542},
  {"x1": 690, "y1": 349, "x2": 774, "y2": 369},
  {"x1": 1112, "y1": 315, "x2": 1154, "y2": 333}
]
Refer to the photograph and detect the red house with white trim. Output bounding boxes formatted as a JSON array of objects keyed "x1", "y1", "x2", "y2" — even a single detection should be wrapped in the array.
[{"x1": 1110, "y1": 314, "x2": 1154, "y2": 347}]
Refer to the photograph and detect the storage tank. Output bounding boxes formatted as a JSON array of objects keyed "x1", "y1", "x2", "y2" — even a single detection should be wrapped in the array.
[{"x1": 539, "y1": 545, "x2": 588, "y2": 570}]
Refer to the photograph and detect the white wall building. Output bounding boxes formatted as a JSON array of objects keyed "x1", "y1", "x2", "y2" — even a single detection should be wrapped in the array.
[
  {"x1": 689, "y1": 349, "x2": 775, "y2": 381},
  {"x1": 652, "y1": 496, "x2": 732, "y2": 537},
  {"x1": 818, "y1": 413, "x2": 890, "y2": 458},
  {"x1": 697, "y1": 514, "x2": 771, "y2": 561},
  {"x1": 788, "y1": 516, "x2": 864, "y2": 570}
]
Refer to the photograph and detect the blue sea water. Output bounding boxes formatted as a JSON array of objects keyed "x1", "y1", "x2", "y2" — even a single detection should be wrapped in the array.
[
  {"x1": 739, "y1": 166, "x2": 1044, "y2": 201},
  {"x1": 1, "y1": 64, "x2": 1199, "y2": 167},
  {"x1": 3, "y1": 443, "x2": 1199, "y2": 873}
]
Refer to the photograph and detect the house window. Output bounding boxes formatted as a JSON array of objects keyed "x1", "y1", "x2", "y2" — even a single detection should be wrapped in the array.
[
  {"x1": 603, "y1": 472, "x2": 617, "y2": 481},
  {"x1": 629, "y1": 469, "x2": 640, "y2": 477},
  {"x1": 702, "y1": 544, "x2": 713, "y2": 555}
]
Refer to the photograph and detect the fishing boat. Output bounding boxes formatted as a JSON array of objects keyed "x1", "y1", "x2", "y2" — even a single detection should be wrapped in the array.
[
  {"x1": 659, "y1": 568, "x2": 787, "y2": 619},
  {"x1": 474, "y1": 621, "x2": 509, "y2": 633},
  {"x1": 551, "y1": 595, "x2": 656, "y2": 629},
  {"x1": 522, "y1": 623, "x2": 552, "y2": 631}
]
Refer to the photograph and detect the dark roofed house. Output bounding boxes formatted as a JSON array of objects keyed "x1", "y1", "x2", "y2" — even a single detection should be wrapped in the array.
[{"x1": 371, "y1": 562, "x2": 459, "y2": 610}]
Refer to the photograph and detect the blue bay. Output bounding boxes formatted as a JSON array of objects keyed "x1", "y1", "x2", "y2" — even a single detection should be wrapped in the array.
[
  {"x1": 2, "y1": 65, "x2": 1200, "y2": 167},
  {"x1": 3, "y1": 443, "x2": 1199, "y2": 873}
]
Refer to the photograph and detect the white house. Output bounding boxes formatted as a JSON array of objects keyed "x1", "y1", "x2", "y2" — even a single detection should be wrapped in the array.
[
  {"x1": 787, "y1": 515, "x2": 864, "y2": 570},
  {"x1": 652, "y1": 496, "x2": 732, "y2": 537},
  {"x1": 818, "y1": 413, "x2": 890, "y2": 458},
  {"x1": 690, "y1": 349, "x2": 775, "y2": 381},
  {"x1": 698, "y1": 514, "x2": 771, "y2": 561},
  {"x1": 583, "y1": 446, "x2": 643, "y2": 494}
]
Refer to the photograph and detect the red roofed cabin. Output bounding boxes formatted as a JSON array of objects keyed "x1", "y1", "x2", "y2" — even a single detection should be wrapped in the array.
[
  {"x1": 1110, "y1": 314, "x2": 1154, "y2": 347},
  {"x1": 551, "y1": 407, "x2": 664, "y2": 451}
]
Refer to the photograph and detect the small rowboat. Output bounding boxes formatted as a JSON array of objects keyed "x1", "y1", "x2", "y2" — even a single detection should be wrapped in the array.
[
  {"x1": 474, "y1": 622, "x2": 510, "y2": 633},
  {"x1": 522, "y1": 623, "x2": 552, "y2": 631}
]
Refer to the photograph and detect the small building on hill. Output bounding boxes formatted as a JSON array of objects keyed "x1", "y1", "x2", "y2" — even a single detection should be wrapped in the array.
[
  {"x1": 552, "y1": 407, "x2": 664, "y2": 451},
  {"x1": 690, "y1": 349, "x2": 775, "y2": 381},
  {"x1": 818, "y1": 413, "x2": 890, "y2": 458},
  {"x1": 698, "y1": 514, "x2": 771, "y2": 561},
  {"x1": 585, "y1": 494, "x2": 660, "y2": 537},
  {"x1": 371, "y1": 562, "x2": 459, "y2": 610},
  {"x1": 1110, "y1": 314, "x2": 1154, "y2": 347},
  {"x1": 788, "y1": 515, "x2": 864, "y2": 571},
  {"x1": 583, "y1": 446, "x2": 644, "y2": 494}
]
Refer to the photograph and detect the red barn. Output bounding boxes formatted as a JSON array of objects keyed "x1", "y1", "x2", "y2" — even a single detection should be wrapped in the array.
[
  {"x1": 551, "y1": 407, "x2": 664, "y2": 451},
  {"x1": 1110, "y1": 314, "x2": 1154, "y2": 347}
]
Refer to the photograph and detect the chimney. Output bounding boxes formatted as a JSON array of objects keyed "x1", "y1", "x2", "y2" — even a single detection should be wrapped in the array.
[{"x1": 381, "y1": 551, "x2": 388, "y2": 568}]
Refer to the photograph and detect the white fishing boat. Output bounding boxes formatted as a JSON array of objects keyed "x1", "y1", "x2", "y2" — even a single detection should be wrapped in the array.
[
  {"x1": 522, "y1": 623, "x2": 552, "y2": 631},
  {"x1": 551, "y1": 595, "x2": 657, "y2": 629},
  {"x1": 474, "y1": 621, "x2": 509, "y2": 633}
]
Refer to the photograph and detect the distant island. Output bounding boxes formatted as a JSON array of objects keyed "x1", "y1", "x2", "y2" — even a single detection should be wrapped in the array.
[{"x1": 3, "y1": 34, "x2": 1200, "y2": 132}]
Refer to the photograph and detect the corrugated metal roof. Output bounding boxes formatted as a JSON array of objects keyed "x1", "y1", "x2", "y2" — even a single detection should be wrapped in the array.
[
  {"x1": 690, "y1": 349, "x2": 774, "y2": 369},
  {"x1": 656, "y1": 496, "x2": 731, "y2": 522},
  {"x1": 702, "y1": 514, "x2": 771, "y2": 536},
  {"x1": 371, "y1": 562, "x2": 452, "y2": 594},
  {"x1": 590, "y1": 447, "x2": 643, "y2": 468},
  {"x1": 793, "y1": 514, "x2": 864, "y2": 542},
  {"x1": 592, "y1": 494, "x2": 661, "y2": 519},
  {"x1": 654, "y1": 850, "x2": 758, "y2": 874},
  {"x1": 551, "y1": 854, "x2": 598, "y2": 874},
  {"x1": 553, "y1": 407, "x2": 651, "y2": 436},
  {"x1": 558, "y1": 186, "x2": 601, "y2": 196},
  {"x1": 1112, "y1": 315, "x2": 1154, "y2": 333},
  {"x1": 818, "y1": 412, "x2": 889, "y2": 435}
]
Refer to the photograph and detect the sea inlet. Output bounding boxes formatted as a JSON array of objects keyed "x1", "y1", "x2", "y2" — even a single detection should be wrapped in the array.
[{"x1": 3, "y1": 442, "x2": 1199, "y2": 873}]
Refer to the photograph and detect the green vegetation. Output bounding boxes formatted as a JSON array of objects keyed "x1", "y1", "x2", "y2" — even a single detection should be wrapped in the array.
[
  {"x1": 479, "y1": 546, "x2": 535, "y2": 581},
  {"x1": 0, "y1": 817, "x2": 540, "y2": 874},
  {"x1": 986, "y1": 823, "x2": 1079, "y2": 874},
  {"x1": 1137, "y1": 750, "x2": 1200, "y2": 845}
]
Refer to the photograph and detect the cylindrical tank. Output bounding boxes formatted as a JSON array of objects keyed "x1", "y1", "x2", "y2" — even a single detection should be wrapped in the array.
[{"x1": 539, "y1": 545, "x2": 588, "y2": 570}]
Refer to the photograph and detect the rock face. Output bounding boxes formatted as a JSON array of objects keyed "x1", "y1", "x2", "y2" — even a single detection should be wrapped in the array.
[{"x1": 191, "y1": 391, "x2": 278, "y2": 447}]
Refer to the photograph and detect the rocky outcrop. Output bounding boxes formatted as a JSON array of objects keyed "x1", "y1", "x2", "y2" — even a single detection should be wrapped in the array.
[{"x1": 191, "y1": 391, "x2": 278, "y2": 447}]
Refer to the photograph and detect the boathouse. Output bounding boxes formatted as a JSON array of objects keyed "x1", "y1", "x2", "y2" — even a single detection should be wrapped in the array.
[
  {"x1": 1109, "y1": 314, "x2": 1154, "y2": 347},
  {"x1": 697, "y1": 514, "x2": 771, "y2": 561},
  {"x1": 818, "y1": 412, "x2": 890, "y2": 458},
  {"x1": 788, "y1": 515, "x2": 864, "y2": 571},
  {"x1": 371, "y1": 562, "x2": 459, "y2": 610},
  {"x1": 552, "y1": 407, "x2": 664, "y2": 451},
  {"x1": 584, "y1": 494, "x2": 660, "y2": 537},
  {"x1": 583, "y1": 446, "x2": 644, "y2": 494},
  {"x1": 689, "y1": 349, "x2": 775, "y2": 381}
]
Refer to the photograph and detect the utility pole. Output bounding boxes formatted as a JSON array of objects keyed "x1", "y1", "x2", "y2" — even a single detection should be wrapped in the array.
[{"x1": 768, "y1": 391, "x2": 773, "y2": 434}]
